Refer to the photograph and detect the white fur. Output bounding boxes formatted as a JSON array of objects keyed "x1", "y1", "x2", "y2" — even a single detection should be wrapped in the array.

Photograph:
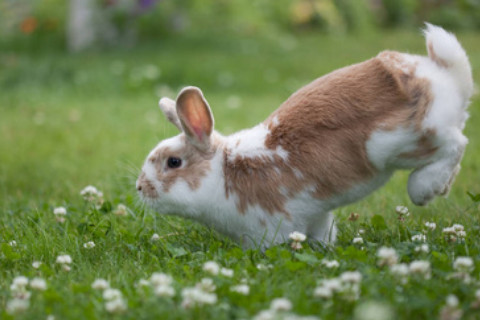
[
  {"x1": 226, "y1": 124, "x2": 289, "y2": 161},
  {"x1": 138, "y1": 24, "x2": 473, "y2": 248},
  {"x1": 424, "y1": 23, "x2": 473, "y2": 101},
  {"x1": 367, "y1": 126, "x2": 419, "y2": 170}
]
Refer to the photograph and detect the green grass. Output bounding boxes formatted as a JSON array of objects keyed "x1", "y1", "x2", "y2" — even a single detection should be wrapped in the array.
[{"x1": 1, "y1": 29, "x2": 480, "y2": 319}]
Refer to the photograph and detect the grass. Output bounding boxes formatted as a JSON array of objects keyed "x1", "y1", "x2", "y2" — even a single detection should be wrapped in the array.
[{"x1": 1, "y1": 29, "x2": 480, "y2": 319}]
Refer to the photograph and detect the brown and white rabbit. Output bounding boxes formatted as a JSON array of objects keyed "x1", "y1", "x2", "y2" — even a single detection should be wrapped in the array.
[{"x1": 137, "y1": 24, "x2": 473, "y2": 248}]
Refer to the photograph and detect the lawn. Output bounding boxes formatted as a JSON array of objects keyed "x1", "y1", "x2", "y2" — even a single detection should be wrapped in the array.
[{"x1": 1, "y1": 29, "x2": 480, "y2": 319}]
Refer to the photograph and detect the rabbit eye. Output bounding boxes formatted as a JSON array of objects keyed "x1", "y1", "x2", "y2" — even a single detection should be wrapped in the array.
[{"x1": 167, "y1": 157, "x2": 182, "y2": 169}]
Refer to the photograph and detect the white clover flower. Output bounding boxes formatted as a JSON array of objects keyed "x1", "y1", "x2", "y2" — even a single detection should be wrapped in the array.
[
  {"x1": 415, "y1": 244, "x2": 429, "y2": 254},
  {"x1": 291, "y1": 241, "x2": 303, "y2": 250},
  {"x1": 53, "y1": 207, "x2": 67, "y2": 216},
  {"x1": 80, "y1": 185, "x2": 104, "y2": 204},
  {"x1": 257, "y1": 263, "x2": 272, "y2": 271},
  {"x1": 340, "y1": 271, "x2": 362, "y2": 284},
  {"x1": 181, "y1": 287, "x2": 217, "y2": 308},
  {"x1": 30, "y1": 278, "x2": 47, "y2": 291},
  {"x1": 442, "y1": 226, "x2": 456, "y2": 235},
  {"x1": 452, "y1": 224, "x2": 464, "y2": 232},
  {"x1": 151, "y1": 233, "x2": 160, "y2": 241},
  {"x1": 113, "y1": 204, "x2": 128, "y2": 216},
  {"x1": 390, "y1": 263, "x2": 409, "y2": 276},
  {"x1": 395, "y1": 206, "x2": 409, "y2": 216},
  {"x1": 6, "y1": 298, "x2": 30, "y2": 314},
  {"x1": 196, "y1": 278, "x2": 216, "y2": 293},
  {"x1": 9, "y1": 240, "x2": 17, "y2": 247},
  {"x1": 62, "y1": 265, "x2": 71, "y2": 272},
  {"x1": 220, "y1": 267, "x2": 234, "y2": 277},
  {"x1": 358, "y1": 229, "x2": 365, "y2": 235},
  {"x1": 289, "y1": 231, "x2": 307, "y2": 242},
  {"x1": 92, "y1": 279, "x2": 110, "y2": 290},
  {"x1": 321, "y1": 278, "x2": 343, "y2": 292},
  {"x1": 354, "y1": 300, "x2": 393, "y2": 320},
  {"x1": 424, "y1": 222, "x2": 436, "y2": 231},
  {"x1": 390, "y1": 263, "x2": 409, "y2": 281},
  {"x1": 12, "y1": 276, "x2": 29, "y2": 289},
  {"x1": 137, "y1": 279, "x2": 150, "y2": 287},
  {"x1": 377, "y1": 247, "x2": 398, "y2": 267},
  {"x1": 270, "y1": 298, "x2": 292, "y2": 312},
  {"x1": 317, "y1": 274, "x2": 361, "y2": 301},
  {"x1": 103, "y1": 288, "x2": 122, "y2": 301},
  {"x1": 409, "y1": 260, "x2": 431, "y2": 279},
  {"x1": 321, "y1": 259, "x2": 340, "y2": 269},
  {"x1": 443, "y1": 225, "x2": 466, "y2": 242},
  {"x1": 353, "y1": 237, "x2": 364, "y2": 244},
  {"x1": 154, "y1": 285, "x2": 175, "y2": 297},
  {"x1": 32, "y1": 261, "x2": 42, "y2": 269},
  {"x1": 80, "y1": 185, "x2": 101, "y2": 198},
  {"x1": 203, "y1": 261, "x2": 220, "y2": 275},
  {"x1": 105, "y1": 298, "x2": 127, "y2": 314},
  {"x1": 56, "y1": 255, "x2": 72, "y2": 265},
  {"x1": 446, "y1": 294, "x2": 459, "y2": 307},
  {"x1": 453, "y1": 257, "x2": 474, "y2": 273},
  {"x1": 10, "y1": 277, "x2": 31, "y2": 300},
  {"x1": 338, "y1": 273, "x2": 361, "y2": 302},
  {"x1": 150, "y1": 273, "x2": 173, "y2": 287},
  {"x1": 313, "y1": 286, "x2": 333, "y2": 299},
  {"x1": 457, "y1": 230, "x2": 467, "y2": 239},
  {"x1": 230, "y1": 284, "x2": 250, "y2": 295},
  {"x1": 83, "y1": 241, "x2": 95, "y2": 249},
  {"x1": 411, "y1": 234, "x2": 426, "y2": 242}
]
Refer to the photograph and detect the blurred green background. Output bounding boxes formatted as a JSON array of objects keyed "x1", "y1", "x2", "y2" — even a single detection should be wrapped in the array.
[
  {"x1": 0, "y1": 0, "x2": 479, "y2": 211},
  {"x1": 1, "y1": 0, "x2": 480, "y2": 51}
]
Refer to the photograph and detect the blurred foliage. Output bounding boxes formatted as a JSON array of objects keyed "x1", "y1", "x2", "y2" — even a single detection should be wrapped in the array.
[{"x1": 0, "y1": 0, "x2": 479, "y2": 51}]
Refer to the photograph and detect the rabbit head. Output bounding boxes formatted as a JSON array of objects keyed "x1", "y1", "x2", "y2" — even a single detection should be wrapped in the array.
[{"x1": 136, "y1": 87, "x2": 223, "y2": 217}]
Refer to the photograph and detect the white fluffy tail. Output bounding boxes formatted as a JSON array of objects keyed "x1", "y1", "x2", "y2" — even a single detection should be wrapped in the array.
[{"x1": 424, "y1": 23, "x2": 474, "y2": 104}]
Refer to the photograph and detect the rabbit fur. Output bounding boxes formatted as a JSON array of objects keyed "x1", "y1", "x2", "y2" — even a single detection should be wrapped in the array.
[{"x1": 137, "y1": 24, "x2": 473, "y2": 249}]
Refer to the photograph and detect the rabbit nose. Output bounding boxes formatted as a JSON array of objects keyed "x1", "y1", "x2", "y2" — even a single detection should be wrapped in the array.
[{"x1": 136, "y1": 179, "x2": 143, "y2": 191}]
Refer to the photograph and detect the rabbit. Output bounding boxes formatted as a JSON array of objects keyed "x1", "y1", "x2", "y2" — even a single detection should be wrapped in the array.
[{"x1": 137, "y1": 24, "x2": 473, "y2": 249}]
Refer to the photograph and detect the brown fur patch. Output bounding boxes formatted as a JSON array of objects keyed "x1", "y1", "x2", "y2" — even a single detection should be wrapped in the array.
[
  {"x1": 223, "y1": 52, "x2": 434, "y2": 214},
  {"x1": 223, "y1": 152, "x2": 295, "y2": 218},
  {"x1": 153, "y1": 136, "x2": 215, "y2": 193}
]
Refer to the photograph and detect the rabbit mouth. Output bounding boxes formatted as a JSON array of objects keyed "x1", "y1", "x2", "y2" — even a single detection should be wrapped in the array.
[{"x1": 136, "y1": 174, "x2": 158, "y2": 200}]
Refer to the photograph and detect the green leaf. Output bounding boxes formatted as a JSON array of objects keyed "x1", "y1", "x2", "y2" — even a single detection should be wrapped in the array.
[
  {"x1": 294, "y1": 252, "x2": 320, "y2": 265},
  {"x1": 467, "y1": 191, "x2": 480, "y2": 202},
  {"x1": 341, "y1": 246, "x2": 368, "y2": 262},
  {"x1": 167, "y1": 244, "x2": 188, "y2": 258},
  {"x1": 44, "y1": 289, "x2": 64, "y2": 304},
  {"x1": 1, "y1": 243, "x2": 21, "y2": 260},
  {"x1": 285, "y1": 260, "x2": 306, "y2": 271},
  {"x1": 100, "y1": 201, "x2": 113, "y2": 213},
  {"x1": 371, "y1": 214, "x2": 387, "y2": 230}
]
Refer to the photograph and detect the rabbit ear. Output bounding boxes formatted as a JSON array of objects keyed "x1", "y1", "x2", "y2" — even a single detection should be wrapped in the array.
[
  {"x1": 176, "y1": 86, "x2": 214, "y2": 151},
  {"x1": 159, "y1": 97, "x2": 182, "y2": 131}
]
